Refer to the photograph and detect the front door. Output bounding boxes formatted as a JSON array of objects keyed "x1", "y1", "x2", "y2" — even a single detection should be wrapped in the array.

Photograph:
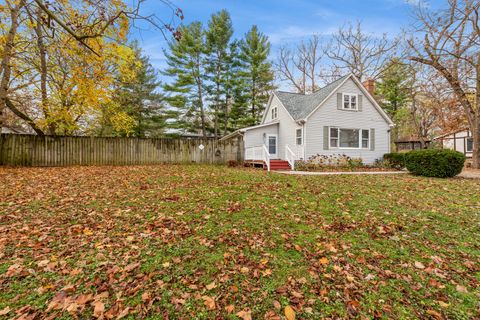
[{"x1": 267, "y1": 134, "x2": 278, "y2": 158}]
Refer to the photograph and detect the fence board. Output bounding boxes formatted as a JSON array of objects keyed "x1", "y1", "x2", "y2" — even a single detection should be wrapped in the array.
[{"x1": 0, "y1": 134, "x2": 243, "y2": 167}]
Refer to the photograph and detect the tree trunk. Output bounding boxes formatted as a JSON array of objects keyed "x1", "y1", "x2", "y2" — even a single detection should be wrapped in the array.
[
  {"x1": 34, "y1": 6, "x2": 55, "y2": 135},
  {"x1": 0, "y1": 0, "x2": 25, "y2": 128}
]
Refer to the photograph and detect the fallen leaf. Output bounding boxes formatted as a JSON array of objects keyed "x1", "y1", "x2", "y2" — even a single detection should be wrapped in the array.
[
  {"x1": 284, "y1": 305, "x2": 295, "y2": 320},
  {"x1": 202, "y1": 295, "x2": 216, "y2": 310},
  {"x1": 93, "y1": 301, "x2": 105, "y2": 318},
  {"x1": 206, "y1": 282, "x2": 216, "y2": 290},
  {"x1": 225, "y1": 305, "x2": 235, "y2": 313},
  {"x1": 236, "y1": 309, "x2": 252, "y2": 320},
  {"x1": 426, "y1": 309, "x2": 442, "y2": 319},
  {"x1": 124, "y1": 262, "x2": 139, "y2": 272},
  {"x1": 319, "y1": 257, "x2": 329, "y2": 265},
  {"x1": 240, "y1": 267, "x2": 249, "y2": 274},
  {"x1": 456, "y1": 285, "x2": 468, "y2": 293},
  {"x1": 414, "y1": 261, "x2": 425, "y2": 269},
  {"x1": 273, "y1": 300, "x2": 281, "y2": 310},
  {"x1": 0, "y1": 306, "x2": 11, "y2": 316}
]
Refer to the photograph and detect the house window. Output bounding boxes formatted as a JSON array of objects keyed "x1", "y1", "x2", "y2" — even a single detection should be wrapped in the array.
[
  {"x1": 296, "y1": 128, "x2": 303, "y2": 145},
  {"x1": 343, "y1": 93, "x2": 357, "y2": 110},
  {"x1": 362, "y1": 130, "x2": 370, "y2": 149},
  {"x1": 467, "y1": 137, "x2": 473, "y2": 152},
  {"x1": 271, "y1": 107, "x2": 278, "y2": 119},
  {"x1": 330, "y1": 128, "x2": 369, "y2": 149}
]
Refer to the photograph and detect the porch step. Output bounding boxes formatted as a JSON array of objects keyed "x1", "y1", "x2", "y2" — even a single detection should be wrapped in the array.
[{"x1": 266, "y1": 160, "x2": 291, "y2": 171}]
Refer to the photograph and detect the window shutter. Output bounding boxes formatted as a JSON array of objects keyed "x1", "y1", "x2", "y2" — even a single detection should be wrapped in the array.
[
  {"x1": 370, "y1": 128, "x2": 375, "y2": 151},
  {"x1": 358, "y1": 95, "x2": 363, "y2": 111},
  {"x1": 324, "y1": 126, "x2": 329, "y2": 150},
  {"x1": 337, "y1": 93, "x2": 342, "y2": 110}
]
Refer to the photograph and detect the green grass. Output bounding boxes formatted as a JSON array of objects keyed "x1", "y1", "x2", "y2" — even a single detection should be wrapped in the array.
[{"x1": 0, "y1": 165, "x2": 479, "y2": 319}]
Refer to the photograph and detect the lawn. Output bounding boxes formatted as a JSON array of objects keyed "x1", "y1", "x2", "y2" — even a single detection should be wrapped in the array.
[{"x1": 0, "y1": 165, "x2": 479, "y2": 319}]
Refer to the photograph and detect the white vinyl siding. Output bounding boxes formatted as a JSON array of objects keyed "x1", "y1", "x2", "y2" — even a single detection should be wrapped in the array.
[
  {"x1": 243, "y1": 123, "x2": 279, "y2": 151},
  {"x1": 306, "y1": 78, "x2": 390, "y2": 164}
]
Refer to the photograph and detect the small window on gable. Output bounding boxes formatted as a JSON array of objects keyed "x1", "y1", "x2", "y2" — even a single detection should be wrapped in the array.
[
  {"x1": 271, "y1": 107, "x2": 278, "y2": 119},
  {"x1": 296, "y1": 128, "x2": 302, "y2": 145},
  {"x1": 343, "y1": 93, "x2": 358, "y2": 110},
  {"x1": 467, "y1": 137, "x2": 473, "y2": 152}
]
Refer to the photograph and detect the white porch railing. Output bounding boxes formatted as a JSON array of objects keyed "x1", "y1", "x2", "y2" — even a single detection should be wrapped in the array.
[
  {"x1": 245, "y1": 145, "x2": 271, "y2": 171},
  {"x1": 285, "y1": 144, "x2": 304, "y2": 170}
]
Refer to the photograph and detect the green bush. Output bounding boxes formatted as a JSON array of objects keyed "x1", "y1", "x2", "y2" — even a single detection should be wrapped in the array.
[
  {"x1": 405, "y1": 149, "x2": 466, "y2": 178},
  {"x1": 383, "y1": 153, "x2": 406, "y2": 169}
]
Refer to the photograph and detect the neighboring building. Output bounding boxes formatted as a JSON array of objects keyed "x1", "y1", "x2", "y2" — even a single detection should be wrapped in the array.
[
  {"x1": 1, "y1": 125, "x2": 29, "y2": 134},
  {"x1": 221, "y1": 74, "x2": 394, "y2": 170},
  {"x1": 395, "y1": 137, "x2": 432, "y2": 151},
  {"x1": 435, "y1": 128, "x2": 473, "y2": 158}
]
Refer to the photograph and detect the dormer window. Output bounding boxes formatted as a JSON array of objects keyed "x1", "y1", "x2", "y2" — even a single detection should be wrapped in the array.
[
  {"x1": 271, "y1": 107, "x2": 278, "y2": 119},
  {"x1": 343, "y1": 93, "x2": 357, "y2": 110}
]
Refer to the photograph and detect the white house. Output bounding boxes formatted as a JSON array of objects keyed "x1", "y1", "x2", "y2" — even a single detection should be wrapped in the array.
[
  {"x1": 221, "y1": 74, "x2": 394, "y2": 171},
  {"x1": 435, "y1": 128, "x2": 473, "y2": 158}
]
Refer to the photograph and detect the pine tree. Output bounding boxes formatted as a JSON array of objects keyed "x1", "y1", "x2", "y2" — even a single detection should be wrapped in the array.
[
  {"x1": 112, "y1": 42, "x2": 165, "y2": 137},
  {"x1": 205, "y1": 10, "x2": 234, "y2": 137},
  {"x1": 163, "y1": 22, "x2": 208, "y2": 136},
  {"x1": 97, "y1": 42, "x2": 165, "y2": 137},
  {"x1": 376, "y1": 59, "x2": 411, "y2": 120},
  {"x1": 238, "y1": 26, "x2": 275, "y2": 126}
]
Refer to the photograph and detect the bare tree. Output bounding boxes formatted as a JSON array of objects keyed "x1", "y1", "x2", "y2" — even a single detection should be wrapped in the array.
[
  {"x1": 408, "y1": 0, "x2": 480, "y2": 168},
  {"x1": 325, "y1": 21, "x2": 399, "y2": 81},
  {"x1": 275, "y1": 35, "x2": 323, "y2": 94}
]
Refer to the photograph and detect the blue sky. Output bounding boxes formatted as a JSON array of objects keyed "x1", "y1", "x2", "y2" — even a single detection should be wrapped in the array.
[{"x1": 130, "y1": 0, "x2": 443, "y2": 76}]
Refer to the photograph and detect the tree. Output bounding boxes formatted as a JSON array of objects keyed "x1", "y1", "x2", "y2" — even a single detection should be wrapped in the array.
[
  {"x1": 163, "y1": 22, "x2": 208, "y2": 136},
  {"x1": 99, "y1": 42, "x2": 165, "y2": 137},
  {"x1": 375, "y1": 59, "x2": 412, "y2": 147},
  {"x1": 325, "y1": 21, "x2": 399, "y2": 81},
  {"x1": 0, "y1": 0, "x2": 183, "y2": 135},
  {"x1": 205, "y1": 10, "x2": 234, "y2": 137},
  {"x1": 238, "y1": 26, "x2": 275, "y2": 125},
  {"x1": 276, "y1": 35, "x2": 323, "y2": 94},
  {"x1": 408, "y1": 0, "x2": 480, "y2": 168}
]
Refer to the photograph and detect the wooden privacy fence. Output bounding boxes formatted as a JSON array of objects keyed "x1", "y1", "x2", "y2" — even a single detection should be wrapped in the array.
[{"x1": 0, "y1": 134, "x2": 244, "y2": 166}]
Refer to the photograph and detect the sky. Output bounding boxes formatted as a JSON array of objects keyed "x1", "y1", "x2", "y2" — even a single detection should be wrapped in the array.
[{"x1": 129, "y1": 0, "x2": 444, "y2": 81}]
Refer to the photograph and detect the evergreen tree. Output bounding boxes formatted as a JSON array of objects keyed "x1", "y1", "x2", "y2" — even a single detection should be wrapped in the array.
[
  {"x1": 376, "y1": 59, "x2": 411, "y2": 120},
  {"x1": 238, "y1": 25, "x2": 275, "y2": 126},
  {"x1": 205, "y1": 10, "x2": 234, "y2": 137},
  {"x1": 376, "y1": 58, "x2": 413, "y2": 148},
  {"x1": 163, "y1": 22, "x2": 208, "y2": 136},
  {"x1": 99, "y1": 42, "x2": 165, "y2": 137}
]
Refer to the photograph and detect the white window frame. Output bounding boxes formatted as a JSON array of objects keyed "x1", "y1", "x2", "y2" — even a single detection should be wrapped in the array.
[
  {"x1": 342, "y1": 93, "x2": 358, "y2": 110},
  {"x1": 296, "y1": 128, "x2": 303, "y2": 145},
  {"x1": 271, "y1": 107, "x2": 278, "y2": 119},
  {"x1": 466, "y1": 137, "x2": 473, "y2": 152},
  {"x1": 329, "y1": 127, "x2": 370, "y2": 150}
]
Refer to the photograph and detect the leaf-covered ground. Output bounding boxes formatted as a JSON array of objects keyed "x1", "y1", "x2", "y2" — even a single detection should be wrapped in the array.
[{"x1": 0, "y1": 165, "x2": 479, "y2": 319}]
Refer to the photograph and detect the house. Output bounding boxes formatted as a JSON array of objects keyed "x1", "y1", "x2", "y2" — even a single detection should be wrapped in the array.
[
  {"x1": 434, "y1": 128, "x2": 473, "y2": 158},
  {"x1": 221, "y1": 74, "x2": 394, "y2": 170},
  {"x1": 395, "y1": 137, "x2": 432, "y2": 151}
]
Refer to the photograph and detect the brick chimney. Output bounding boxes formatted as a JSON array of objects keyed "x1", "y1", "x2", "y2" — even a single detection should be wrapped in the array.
[{"x1": 363, "y1": 79, "x2": 375, "y2": 95}]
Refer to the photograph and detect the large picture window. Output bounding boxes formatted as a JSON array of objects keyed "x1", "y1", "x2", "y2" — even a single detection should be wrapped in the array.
[
  {"x1": 343, "y1": 93, "x2": 357, "y2": 110},
  {"x1": 330, "y1": 128, "x2": 369, "y2": 149}
]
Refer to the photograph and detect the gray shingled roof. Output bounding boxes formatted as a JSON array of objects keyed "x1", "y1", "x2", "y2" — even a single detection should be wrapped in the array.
[{"x1": 275, "y1": 74, "x2": 350, "y2": 120}]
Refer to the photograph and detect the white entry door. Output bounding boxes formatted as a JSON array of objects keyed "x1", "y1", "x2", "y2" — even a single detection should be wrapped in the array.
[{"x1": 267, "y1": 134, "x2": 278, "y2": 158}]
